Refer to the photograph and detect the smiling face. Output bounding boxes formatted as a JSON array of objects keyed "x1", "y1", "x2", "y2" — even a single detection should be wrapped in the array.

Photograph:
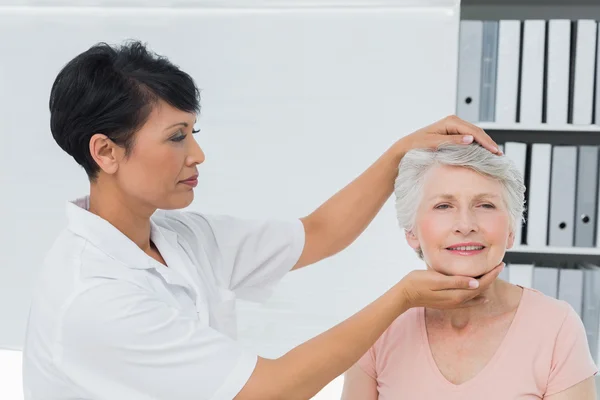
[{"x1": 405, "y1": 164, "x2": 514, "y2": 278}]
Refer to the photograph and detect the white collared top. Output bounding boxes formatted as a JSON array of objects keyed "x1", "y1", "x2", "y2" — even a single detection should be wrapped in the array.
[{"x1": 22, "y1": 197, "x2": 305, "y2": 400}]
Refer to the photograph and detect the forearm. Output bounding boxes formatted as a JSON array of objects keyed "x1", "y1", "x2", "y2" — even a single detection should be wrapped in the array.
[
  {"x1": 237, "y1": 283, "x2": 408, "y2": 400},
  {"x1": 300, "y1": 142, "x2": 405, "y2": 264}
]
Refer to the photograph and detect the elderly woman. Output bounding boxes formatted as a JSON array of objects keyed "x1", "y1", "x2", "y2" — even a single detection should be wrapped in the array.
[{"x1": 341, "y1": 143, "x2": 597, "y2": 400}]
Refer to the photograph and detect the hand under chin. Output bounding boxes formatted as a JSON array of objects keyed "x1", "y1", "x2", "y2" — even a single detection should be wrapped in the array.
[{"x1": 426, "y1": 263, "x2": 492, "y2": 279}]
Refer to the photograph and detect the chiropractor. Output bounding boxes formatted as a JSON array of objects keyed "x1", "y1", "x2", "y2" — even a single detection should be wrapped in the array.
[{"x1": 22, "y1": 41, "x2": 503, "y2": 400}]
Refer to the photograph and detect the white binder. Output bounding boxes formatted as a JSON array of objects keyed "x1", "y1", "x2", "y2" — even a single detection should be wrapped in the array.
[
  {"x1": 527, "y1": 144, "x2": 552, "y2": 247},
  {"x1": 508, "y1": 263, "x2": 534, "y2": 288},
  {"x1": 572, "y1": 20, "x2": 598, "y2": 125},
  {"x1": 546, "y1": 20, "x2": 571, "y2": 125},
  {"x1": 595, "y1": 22, "x2": 600, "y2": 125},
  {"x1": 532, "y1": 266, "x2": 559, "y2": 298},
  {"x1": 575, "y1": 146, "x2": 598, "y2": 247},
  {"x1": 549, "y1": 146, "x2": 577, "y2": 247},
  {"x1": 581, "y1": 264, "x2": 600, "y2": 363},
  {"x1": 480, "y1": 21, "x2": 499, "y2": 122},
  {"x1": 520, "y1": 20, "x2": 546, "y2": 124},
  {"x1": 495, "y1": 20, "x2": 521, "y2": 124},
  {"x1": 558, "y1": 268, "x2": 584, "y2": 317},
  {"x1": 457, "y1": 20, "x2": 483, "y2": 123}
]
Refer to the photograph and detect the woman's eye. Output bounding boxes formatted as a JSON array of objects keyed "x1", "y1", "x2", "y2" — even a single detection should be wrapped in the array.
[
  {"x1": 435, "y1": 204, "x2": 450, "y2": 210},
  {"x1": 192, "y1": 127, "x2": 201, "y2": 134},
  {"x1": 171, "y1": 130, "x2": 187, "y2": 142},
  {"x1": 480, "y1": 203, "x2": 496, "y2": 209}
]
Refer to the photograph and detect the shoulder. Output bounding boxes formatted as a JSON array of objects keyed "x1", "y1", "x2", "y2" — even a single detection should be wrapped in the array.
[
  {"x1": 521, "y1": 287, "x2": 572, "y2": 325},
  {"x1": 518, "y1": 287, "x2": 580, "y2": 340},
  {"x1": 152, "y1": 209, "x2": 304, "y2": 244},
  {"x1": 152, "y1": 209, "x2": 263, "y2": 240}
]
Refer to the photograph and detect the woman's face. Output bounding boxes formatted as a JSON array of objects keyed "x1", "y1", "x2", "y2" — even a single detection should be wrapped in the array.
[
  {"x1": 106, "y1": 100, "x2": 205, "y2": 210},
  {"x1": 405, "y1": 165, "x2": 514, "y2": 278}
]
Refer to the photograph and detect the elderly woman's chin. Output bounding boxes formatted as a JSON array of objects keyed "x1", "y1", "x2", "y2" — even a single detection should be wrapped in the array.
[{"x1": 424, "y1": 249, "x2": 505, "y2": 278}]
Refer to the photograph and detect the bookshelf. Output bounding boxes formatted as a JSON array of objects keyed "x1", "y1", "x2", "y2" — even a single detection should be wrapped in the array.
[
  {"x1": 477, "y1": 122, "x2": 600, "y2": 132},
  {"x1": 461, "y1": 0, "x2": 600, "y2": 21},
  {"x1": 457, "y1": 2, "x2": 600, "y2": 395},
  {"x1": 481, "y1": 125, "x2": 600, "y2": 145},
  {"x1": 505, "y1": 246, "x2": 600, "y2": 266}
]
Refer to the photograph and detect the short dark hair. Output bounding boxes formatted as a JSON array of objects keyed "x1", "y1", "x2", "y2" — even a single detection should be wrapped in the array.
[{"x1": 49, "y1": 40, "x2": 200, "y2": 179}]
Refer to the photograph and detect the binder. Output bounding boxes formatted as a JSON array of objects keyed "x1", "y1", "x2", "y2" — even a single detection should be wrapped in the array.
[
  {"x1": 508, "y1": 263, "x2": 534, "y2": 288},
  {"x1": 495, "y1": 20, "x2": 521, "y2": 124},
  {"x1": 520, "y1": 20, "x2": 546, "y2": 124},
  {"x1": 532, "y1": 266, "x2": 559, "y2": 298},
  {"x1": 581, "y1": 264, "x2": 600, "y2": 363},
  {"x1": 549, "y1": 146, "x2": 577, "y2": 247},
  {"x1": 596, "y1": 23, "x2": 600, "y2": 125},
  {"x1": 527, "y1": 144, "x2": 552, "y2": 247},
  {"x1": 480, "y1": 21, "x2": 499, "y2": 122},
  {"x1": 558, "y1": 267, "x2": 584, "y2": 317},
  {"x1": 575, "y1": 146, "x2": 598, "y2": 247},
  {"x1": 504, "y1": 142, "x2": 527, "y2": 245},
  {"x1": 546, "y1": 20, "x2": 571, "y2": 125},
  {"x1": 457, "y1": 20, "x2": 483, "y2": 123},
  {"x1": 572, "y1": 20, "x2": 598, "y2": 125},
  {"x1": 597, "y1": 153, "x2": 600, "y2": 247}
]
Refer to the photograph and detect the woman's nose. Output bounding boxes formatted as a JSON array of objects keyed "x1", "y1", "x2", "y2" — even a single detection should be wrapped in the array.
[
  {"x1": 454, "y1": 210, "x2": 478, "y2": 234},
  {"x1": 187, "y1": 136, "x2": 205, "y2": 166}
]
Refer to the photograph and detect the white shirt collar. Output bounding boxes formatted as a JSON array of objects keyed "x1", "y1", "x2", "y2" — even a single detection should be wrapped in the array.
[{"x1": 66, "y1": 196, "x2": 174, "y2": 270}]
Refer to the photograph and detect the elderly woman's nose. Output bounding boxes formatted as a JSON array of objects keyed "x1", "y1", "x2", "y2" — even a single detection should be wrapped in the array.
[{"x1": 453, "y1": 208, "x2": 478, "y2": 233}]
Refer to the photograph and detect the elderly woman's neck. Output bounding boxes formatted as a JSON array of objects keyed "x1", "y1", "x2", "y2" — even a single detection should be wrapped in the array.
[{"x1": 426, "y1": 280, "x2": 517, "y2": 330}]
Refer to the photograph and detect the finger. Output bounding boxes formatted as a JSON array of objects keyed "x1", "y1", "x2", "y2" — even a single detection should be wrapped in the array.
[
  {"x1": 431, "y1": 273, "x2": 481, "y2": 291},
  {"x1": 475, "y1": 262, "x2": 505, "y2": 290},
  {"x1": 441, "y1": 116, "x2": 500, "y2": 154}
]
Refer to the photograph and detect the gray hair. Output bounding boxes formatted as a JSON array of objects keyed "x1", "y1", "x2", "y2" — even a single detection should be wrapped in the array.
[{"x1": 394, "y1": 143, "x2": 525, "y2": 257}]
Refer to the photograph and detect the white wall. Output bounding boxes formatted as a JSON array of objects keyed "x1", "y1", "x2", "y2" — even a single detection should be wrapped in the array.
[{"x1": 0, "y1": 0, "x2": 460, "y2": 398}]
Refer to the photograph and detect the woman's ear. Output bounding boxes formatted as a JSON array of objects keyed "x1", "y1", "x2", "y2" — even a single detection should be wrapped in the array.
[
  {"x1": 506, "y1": 230, "x2": 515, "y2": 250},
  {"x1": 405, "y1": 229, "x2": 421, "y2": 251},
  {"x1": 89, "y1": 133, "x2": 121, "y2": 175}
]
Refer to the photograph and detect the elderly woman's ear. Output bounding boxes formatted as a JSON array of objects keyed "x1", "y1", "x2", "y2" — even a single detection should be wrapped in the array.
[
  {"x1": 506, "y1": 231, "x2": 515, "y2": 250},
  {"x1": 405, "y1": 230, "x2": 420, "y2": 251}
]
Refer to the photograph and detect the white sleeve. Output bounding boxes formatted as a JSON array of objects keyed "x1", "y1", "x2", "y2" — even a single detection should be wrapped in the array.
[
  {"x1": 58, "y1": 282, "x2": 258, "y2": 400},
  {"x1": 183, "y1": 213, "x2": 305, "y2": 302}
]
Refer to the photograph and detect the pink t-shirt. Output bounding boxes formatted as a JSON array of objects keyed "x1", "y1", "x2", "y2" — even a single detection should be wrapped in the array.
[{"x1": 357, "y1": 287, "x2": 597, "y2": 399}]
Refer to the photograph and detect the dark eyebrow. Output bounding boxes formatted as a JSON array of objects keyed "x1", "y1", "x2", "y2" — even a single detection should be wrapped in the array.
[
  {"x1": 164, "y1": 122, "x2": 189, "y2": 131},
  {"x1": 164, "y1": 118, "x2": 197, "y2": 131}
]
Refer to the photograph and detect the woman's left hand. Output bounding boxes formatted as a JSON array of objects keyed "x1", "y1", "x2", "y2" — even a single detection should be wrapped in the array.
[{"x1": 396, "y1": 115, "x2": 501, "y2": 156}]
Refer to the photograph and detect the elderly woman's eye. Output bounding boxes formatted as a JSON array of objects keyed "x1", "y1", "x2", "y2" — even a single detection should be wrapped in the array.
[
  {"x1": 481, "y1": 203, "x2": 496, "y2": 209},
  {"x1": 435, "y1": 204, "x2": 450, "y2": 210}
]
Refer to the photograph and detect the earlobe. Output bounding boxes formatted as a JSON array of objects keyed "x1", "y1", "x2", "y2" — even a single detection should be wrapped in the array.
[{"x1": 89, "y1": 133, "x2": 119, "y2": 175}]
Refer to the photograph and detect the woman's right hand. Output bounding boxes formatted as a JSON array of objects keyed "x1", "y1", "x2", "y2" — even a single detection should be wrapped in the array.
[{"x1": 398, "y1": 263, "x2": 504, "y2": 309}]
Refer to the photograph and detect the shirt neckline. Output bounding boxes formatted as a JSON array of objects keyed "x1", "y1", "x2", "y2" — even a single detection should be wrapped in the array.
[
  {"x1": 66, "y1": 196, "x2": 172, "y2": 270},
  {"x1": 418, "y1": 285, "x2": 528, "y2": 391}
]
